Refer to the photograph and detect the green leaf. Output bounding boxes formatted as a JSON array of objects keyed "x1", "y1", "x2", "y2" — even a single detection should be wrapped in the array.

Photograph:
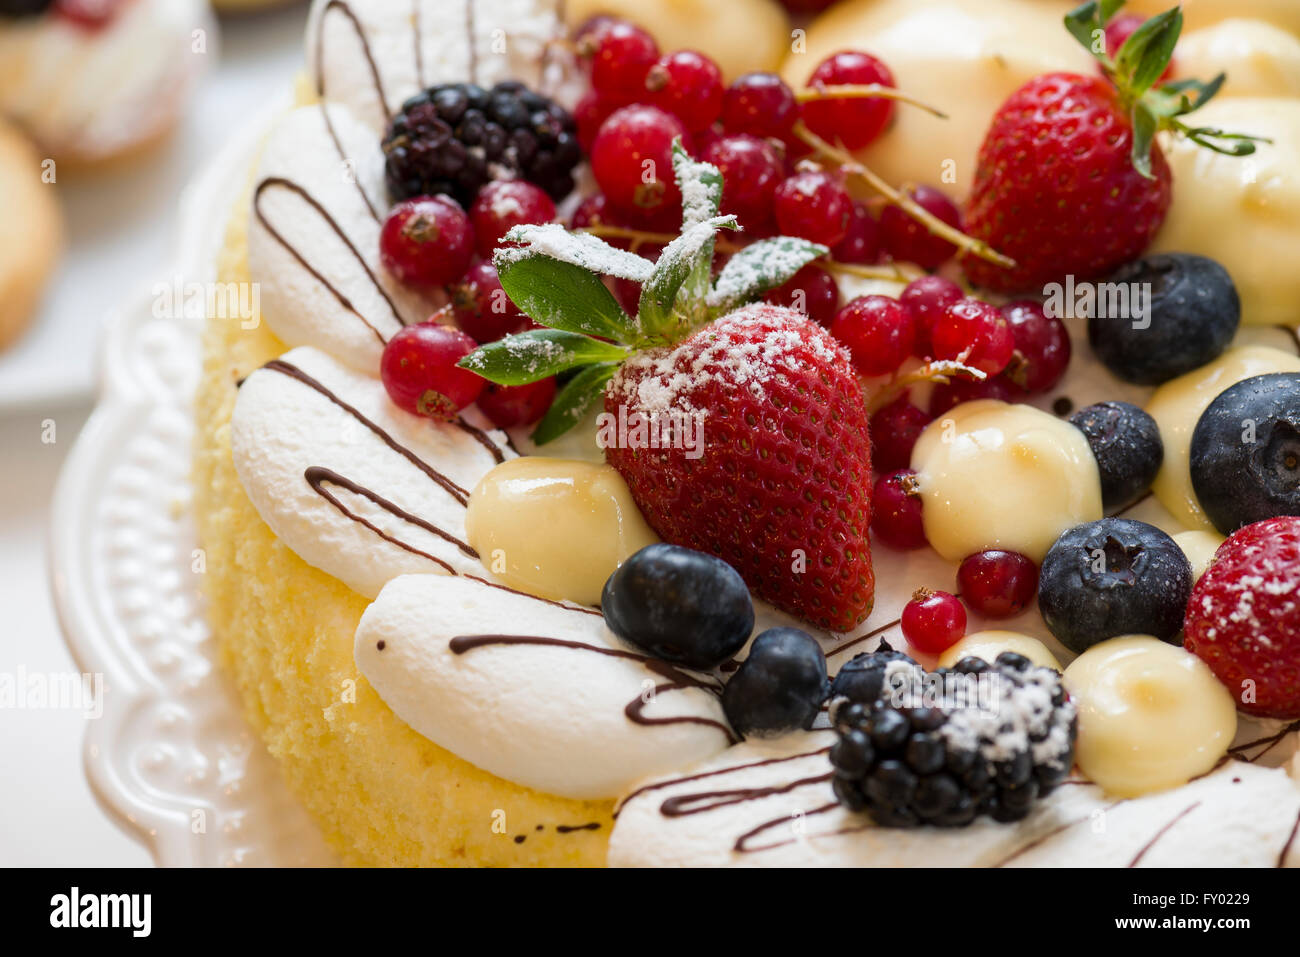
[
  {"x1": 1181, "y1": 126, "x2": 1267, "y2": 156},
  {"x1": 459, "y1": 330, "x2": 629, "y2": 386},
  {"x1": 1115, "y1": 7, "x2": 1182, "y2": 98},
  {"x1": 531, "y1": 362, "x2": 619, "y2": 445},
  {"x1": 496, "y1": 223, "x2": 655, "y2": 282},
  {"x1": 670, "y1": 140, "x2": 723, "y2": 230},
  {"x1": 1063, "y1": 1, "x2": 1102, "y2": 52},
  {"x1": 706, "y1": 237, "x2": 830, "y2": 314},
  {"x1": 1130, "y1": 100, "x2": 1157, "y2": 179},
  {"x1": 494, "y1": 252, "x2": 638, "y2": 342},
  {"x1": 638, "y1": 215, "x2": 738, "y2": 339}
]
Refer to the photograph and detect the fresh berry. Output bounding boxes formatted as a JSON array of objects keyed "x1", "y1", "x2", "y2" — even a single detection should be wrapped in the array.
[
  {"x1": 645, "y1": 50, "x2": 725, "y2": 132},
  {"x1": 701, "y1": 134, "x2": 783, "y2": 231},
  {"x1": 901, "y1": 588, "x2": 967, "y2": 654},
  {"x1": 476, "y1": 379, "x2": 556, "y2": 429},
  {"x1": 1001, "y1": 300, "x2": 1071, "y2": 393},
  {"x1": 570, "y1": 193, "x2": 615, "y2": 232},
  {"x1": 900, "y1": 274, "x2": 963, "y2": 359},
  {"x1": 450, "y1": 261, "x2": 529, "y2": 343},
  {"x1": 1070, "y1": 401, "x2": 1163, "y2": 511},
  {"x1": 53, "y1": 0, "x2": 116, "y2": 27},
  {"x1": 591, "y1": 105, "x2": 691, "y2": 220},
  {"x1": 380, "y1": 323, "x2": 484, "y2": 419},
  {"x1": 468, "y1": 179, "x2": 557, "y2": 258},
  {"x1": 1038, "y1": 518, "x2": 1192, "y2": 653},
  {"x1": 957, "y1": 550, "x2": 1038, "y2": 619},
  {"x1": 963, "y1": 73, "x2": 1172, "y2": 292},
  {"x1": 927, "y1": 374, "x2": 1020, "y2": 417},
  {"x1": 379, "y1": 196, "x2": 475, "y2": 287},
  {"x1": 587, "y1": 20, "x2": 659, "y2": 106},
  {"x1": 830, "y1": 654, "x2": 1076, "y2": 826},
  {"x1": 831, "y1": 295, "x2": 915, "y2": 377},
  {"x1": 382, "y1": 81, "x2": 580, "y2": 207},
  {"x1": 601, "y1": 543, "x2": 754, "y2": 670},
  {"x1": 880, "y1": 185, "x2": 959, "y2": 270},
  {"x1": 605, "y1": 305, "x2": 875, "y2": 631},
  {"x1": 872, "y1": 470, "x2": 926, "y2": 550},
  {"x1": 1190, "y1": 373, "x2": 1300, "y2": 535},
  {"x1": 829, "y1": 639, "x2": 916, "y2": 703},
  {"x1": 931, "y1": 298, "x2": 1015, "y2": 376},
  {"x1": 1184, "y1": 517, "x2": 1300, "y2": 719},
  {"x1": 870, "y1": 395, "x2": 931, "y2": 473},
  {"x1": 801, "y1": 51, "x2": 897, "y2": 151},
  {"x1": 1104, "y1": 14, "x2": 1176, "y2": 84},
  {"x1": 833, "y1": 201, "x2": 883, "y2": 265},
  {"x1": 773, "y1": 169, "x2": 852, "y2": 247},
  {"x1": 573, "y1": 14, "x2": 618, "y2": 69},
  {"x1": 763, "y1": 263, "x2": 841, "y2": 327},
  {"x1": 720, "y1": 72, "x2": 799, "y2": 140},
  {"x1": 1088, "y1": 253, "x2": 1240, "y2": 386},
  {"x1": 722, "y1": 628, "x2": 830, "y2": 736},
  {"x1": 574, "y1": 90, "x2": 618, "y2": 154}
]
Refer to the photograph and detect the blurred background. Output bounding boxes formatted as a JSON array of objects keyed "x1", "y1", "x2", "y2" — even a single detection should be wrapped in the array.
[{"x1": 0, "y1": 0, "x2": 309, "y2": 867}]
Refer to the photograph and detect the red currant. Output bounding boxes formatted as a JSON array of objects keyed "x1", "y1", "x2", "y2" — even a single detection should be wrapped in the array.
[
  {"x1": 574, "y1": 91, "x2": 619, "y2": 154},
  {"x1": 451, "y1": 261, "x2": 530, "y2": 344},
  {"x1": 570, "y1": 193, "x2": 614, "y2": 231},
  {"x1": 830, "y1": 295, "x2": 915, "y2": 377},
  {"x1": 591, "y1": 105, "x2": 691, "y2": 220},
  {"x1": 957, "y1": 550, "x2": 1039, "y2": 619},
  {"x1": 801, "y1": 51, "x2": 897, "y2": 151},
  {"x1": 763, "y1": 263, "x2": 840, "y2": 327},
  {"x1": 773, "y1": 169, "x2": 852, "y2": 247},
  {"x1": 381, "y1": 323, "x2": 484, "y2": 419},
  {"x1": 477, "y1": 378, "x2": 558, "y2": 429},
  {"x1": 645, "y1": 50, "x2": 724, "y2": 132},
  {"x1": 927, "y1": 373, "x2": 1020, "y2": 417},
  {"x1": 588, "y1": 21, "x2": 660, "y2": 106},
  {"x1": 870, "y1": 394, "x2": 932, "y2": 473},
  {"x1": 901, "y1": 588, "x2": 967, "y2": 655},
  {"x1": 469, "y1": 180, "x2": 556, "y2": 259},
  {"x1": 701, "y1": 134, "x2": 783, "y2": 231},
  {"x1": 880, "y1": 185, "x2": 960, "y2": 270},
  {"x1": 871, "y1": 470, "x2": 927, "y2": 551},
  {"x1": 54, "y1": 0, "x2": 120, "y2": 29},
  {"x1": 833, "y1": 201, "x2": 883, "y2": 265},
  {"x1": 1000, "y1": 300, "x2": 1072, "y2": 394},
  {"x1": 931, "y1": 298, "x2": 1016, "y2": 376},
  {"x1": 899, "y1": 274, "x2": 963, "y2": 359},
  {"x1": 721, "y1": 72, "x2": 799, "y2": 140},
  {"x1": 1105, "y1": 14, "x2": 1176, "y2": 83},
  {"x1": 380, "y1": 196, "x2": 475, "y2": 288}
]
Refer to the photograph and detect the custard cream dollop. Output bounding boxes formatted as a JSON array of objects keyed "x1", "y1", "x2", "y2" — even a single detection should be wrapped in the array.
[
  {"x1": 911, "y1": 400, "x2": 1103, "y2": 564},
  {"x1": 465, "y1": 457, "x2": 659, "y2": 607}
]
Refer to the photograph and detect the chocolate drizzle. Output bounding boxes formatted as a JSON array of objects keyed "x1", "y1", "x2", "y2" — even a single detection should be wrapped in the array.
[
  {"x1": 315, "y1": 0, "x2": 391, "y2": 121},
  {"x1": 1127, "y1": 801, "x2": 1201, "y2": 867},
  {"x1": 449, "y1": 634, "x2": 736, "y2": 743},
  {"x1": 1228, "y1": 720, "x2": 1300, "y2": 762},
  {"x1": 1280, "y1": 806, "x2": 1300, "y2": 868},
  {"x1": 616, "y1": 745, "x2": 831, "y2": 816},
  {"x1": 661, "y1": 773, "x2": 833, "y2": 819},
  {"x1": 733, "y1": 802, "x2": 850, "y2": 854},
  {"x1": 252, "y1": 179, "x2": 404, "y2": 344}
]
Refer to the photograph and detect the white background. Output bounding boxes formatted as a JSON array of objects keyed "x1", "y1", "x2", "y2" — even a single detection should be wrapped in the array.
[{"x1": 0, "y1": 2, "x2": 310, "y2": 867}]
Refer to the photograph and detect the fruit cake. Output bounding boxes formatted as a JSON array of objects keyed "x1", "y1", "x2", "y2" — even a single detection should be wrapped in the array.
[{"x1": 194, "y1": 0, "x2": 1300, "y2": 867}]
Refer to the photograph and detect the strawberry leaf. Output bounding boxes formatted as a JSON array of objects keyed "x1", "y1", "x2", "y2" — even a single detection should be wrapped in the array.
[
  {"x1": 707, "y1": 236, "x2": 829, "y2": 314},
  {"x1": 1064, "y1": 0, "x2": 1125, "y2": 56},
  {"x1": 638, "y1": 214, "x2": 739, "y2": 340},
  {"x1": 1114, "y1": 6, "x2": 1181, "y2": 98},
  {"x1": 671, "y1": 140, "x2": 724, "y2": 230},
  {"x1": 495, "y1": 223, "x2": 655, "y2": 282},
  {"x1": 458, "y1": 329, "x2": 629, "y2": 386},
  {"x1": 531, "y1": 361, "x2": 619, "y2": 445},
  {"x1": 494, "y1": 252, "x2": 639, "y2": 342},
  {"x1": 1130, "y1": 100, "x2": 1157, "y2": 179}
]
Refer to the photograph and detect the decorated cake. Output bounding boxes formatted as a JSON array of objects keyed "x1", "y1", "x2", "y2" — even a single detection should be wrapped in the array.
[{"x1": 193, "y1": 0, "x2": 1300, "y2": 867}]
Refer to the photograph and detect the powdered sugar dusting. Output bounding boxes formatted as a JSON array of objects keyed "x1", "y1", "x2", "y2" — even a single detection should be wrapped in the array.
[
  {"x1": 495, "y1": 223, "x2": 656, "y2": 282},
  {"x1": 672, "y1": 148, "x2": 723, "y2": 229},
  {"x1": 708, "y1": 237, "x2": 830, "y2": 312}
]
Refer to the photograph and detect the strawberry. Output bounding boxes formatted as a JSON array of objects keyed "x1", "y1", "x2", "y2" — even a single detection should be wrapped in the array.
[
  {"x1": 606, "y1": 305, "x2": 874, "y2": 630},
  {"x1": 1184, "y1": 517, "x2": 1300, "y2": 720},
  {"x1": 460, "y1": 142, "x2": 876, "y2": 631},
  {"x1": 963, "y1": 2, "x2": 1265, "y2": 293}
]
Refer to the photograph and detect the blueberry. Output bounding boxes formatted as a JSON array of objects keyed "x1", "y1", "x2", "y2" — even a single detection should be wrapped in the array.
[
  {"x1": 1037, "y1": 518, "x2": 1192, "y2": 653},
  {"x1": 601, "y1": 544, "x2": 753, "y2": 670},
  {"x1": 721, "y1": 628, "x2": 830, "y2": 737},
  {"x1": 1190, "y1": 373, "x2": 1300, "y2": 535},
  {"x1": 1069, "y1": 401, "x2": 1164, "y2": 510},
  {"x1": 1088, "y1": 254, "x2": 1240, "y2": 385}
]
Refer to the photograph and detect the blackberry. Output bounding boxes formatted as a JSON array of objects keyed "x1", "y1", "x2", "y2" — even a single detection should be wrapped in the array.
[
  {"x1": 382, "y1": 81, "x2": 581, "y2": 209},
  {"x1": 829, "y1": 653, "x2": 1076, "y2": 827},
  {"x1": 0, "y1": 0, "x2": 54, "y2": 15},
  {"x1": 828, "y1": 639, "x2": 917, "y2": 704}
]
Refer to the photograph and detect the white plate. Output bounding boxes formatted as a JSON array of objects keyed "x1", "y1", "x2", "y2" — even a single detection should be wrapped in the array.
[{"x1": 49, "y1": 112, "x2": 335, "y2": 867}]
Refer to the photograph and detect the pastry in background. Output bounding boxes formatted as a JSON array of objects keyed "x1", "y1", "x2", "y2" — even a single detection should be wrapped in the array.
[
  {"x1": 0, "y1": 0, "x2": 215, "y2": 168},
  {"x1": 0, "y1": 115, "x2": 61, "y2": 350}
]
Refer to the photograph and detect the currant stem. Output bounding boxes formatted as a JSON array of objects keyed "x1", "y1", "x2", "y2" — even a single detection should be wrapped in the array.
[
  {"x1": 793, "y1": 121, "x2": 1017, "y2": 271},
  {"x1": 864, "y1": 357, "x2": 986, "y2": 415},
  {"x1": 796, "y1": 83, "x2": 949, "y2": 120}
]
